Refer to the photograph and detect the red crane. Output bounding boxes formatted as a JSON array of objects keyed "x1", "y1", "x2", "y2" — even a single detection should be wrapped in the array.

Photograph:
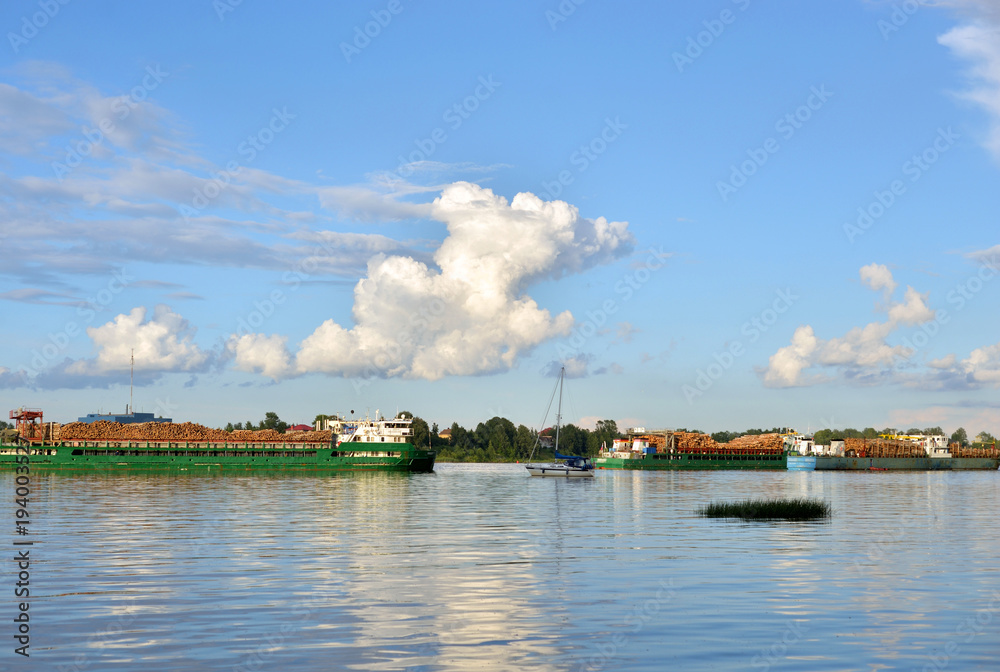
[{"x1": 9, "y1": 408, "x2": 44, "y2": 442}]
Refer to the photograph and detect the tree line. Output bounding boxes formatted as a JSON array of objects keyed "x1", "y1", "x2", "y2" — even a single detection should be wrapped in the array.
[
  {"x1": 808, "y1": 426, "x2": 996, "y2": 447},
  {"x1": 217, "y1": 411, "x2": 620, "y2": 462},
  {"x1": 213, "y1": 412, "x2": 997, "y2": 458},
  {"x1": 419, "y1": 416, "x2": 621, "y2": 463},
  {"x1": 223, "y1": 411, "x2": 289, "y2": 434}
]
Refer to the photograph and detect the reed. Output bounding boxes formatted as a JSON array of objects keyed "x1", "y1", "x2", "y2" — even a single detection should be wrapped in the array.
[{"x1": 698, "y1": 497, "x2": 831, "y2": 521}]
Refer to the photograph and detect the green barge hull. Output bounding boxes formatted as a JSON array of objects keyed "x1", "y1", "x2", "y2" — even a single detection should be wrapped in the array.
[
  {"x1": 0, "y1": 440, "x2": 436, "y2": 473},
  {"x1": 814, "y1": 456, "x2": 998, "y2": 471},
  {"x1": 595, "y1": 452, "x2": 787, "y2": 470}
]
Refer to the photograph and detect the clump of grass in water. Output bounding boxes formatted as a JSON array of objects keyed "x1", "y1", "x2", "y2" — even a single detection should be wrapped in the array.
[{"x1": 698, "y1": 497, "x2": 831, "y2": 521}]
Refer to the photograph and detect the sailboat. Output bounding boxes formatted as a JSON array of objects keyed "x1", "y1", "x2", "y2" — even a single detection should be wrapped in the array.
[{"x1": 525, "y1": 366, "x2": 595, "y2": 478}]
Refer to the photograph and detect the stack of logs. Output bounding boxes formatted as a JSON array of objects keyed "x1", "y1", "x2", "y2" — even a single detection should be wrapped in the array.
[
  {"x1": 952, "y1": 446, "x2": 1000, "y2": 458},
  {"x1": 43, "y1": 422, "x2": 61, "y2": 441},
  {"x1": 672, "y1": 432, "x2": 719, "y2": 454},
  {"x1": 666, "y1": 432, "x2": 784, "y2": 455},
  {"x1": 843, "y1": 438, "x2": 925, "y2": 458},
  {"x1": 635, "y1": 433, "x2": 670, "y2": 451},
  {"x1": 58, "y1": 420, "x2": 332, "y2": 444},
  {"x1": 727, "y1": 433, "x2": 784, "y2": 453}
]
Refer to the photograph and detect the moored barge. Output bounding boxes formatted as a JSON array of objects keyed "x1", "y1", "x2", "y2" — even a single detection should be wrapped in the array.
[
  {"x1": 0, "y1": 409, "x2": 435, "y2": 472},
  {"x1": 595, "y1": 428, "x2": 786, "y2": 471},
  {"x1": 792, "y1": 435, "x2": 998, "y2": 471}
]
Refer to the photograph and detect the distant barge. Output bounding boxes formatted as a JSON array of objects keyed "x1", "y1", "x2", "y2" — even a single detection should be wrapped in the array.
[
  {"x1": 595, "y1": 428, "x2": 786, "y2": 471},
  {"x1": 812, "y1": 453, "x2": 998, "y2": 471},
  {"x1": 791, "y1": 436, "x2": 998, "y2": 471},
  {"x1": 0, "y1": 409, "x2": 435, "y2": 472}
]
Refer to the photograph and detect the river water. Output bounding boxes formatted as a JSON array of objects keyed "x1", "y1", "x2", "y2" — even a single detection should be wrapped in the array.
[{"x1": 2, "y1": 464, "x2": 998, "y2": 671}]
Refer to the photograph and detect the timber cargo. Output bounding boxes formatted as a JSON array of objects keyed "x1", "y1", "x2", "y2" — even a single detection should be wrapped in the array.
[
  {"x1": 812, "y1": 456, "x2": 998, "y2": 470},
  {"x1": 799, "y1": 436, "x2": 999, "y2": 471},
  {"x1": 0, "y1": 409, "x2": 435, "y2": 472},
  {"x1": 595, "y1": 429, "x2": 786, "y2": 471}
]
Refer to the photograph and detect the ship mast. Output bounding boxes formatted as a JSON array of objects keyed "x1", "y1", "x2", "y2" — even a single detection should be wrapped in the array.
[{"x1": 554, "y1": 366, "x2": 563, "y2": 455}]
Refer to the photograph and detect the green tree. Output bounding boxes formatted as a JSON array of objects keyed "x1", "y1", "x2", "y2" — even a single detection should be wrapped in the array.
[
  {"x1": 224, "y1": 422, "x2": 234, "y2": 432},
  {"x1": 449, "y1": 422, "x2": 467, "y2": 446},
  {"x1": 398, "y1": 411, "x2": 430, "y2": 448},
  {"x1": 950, "y1": 427, "x2": 968, "y2": 446},
  {"x1": 261, "y1": 411, "x2": 288, "y2": 433},
  {"x1": 712, "y1": 431, "x2": 738, "y2": 444},
  {"x1": 555, "y1": 424, "x2": 589, "y2": 456},
  {"x1": 591, "y1": 419, "x2": 619, "y2": 453},
  {"x1": 0, "y1": 421, "x2": 11, "y2": 430},
  {"x1": 813, "y1": 429, "x2": 833, "y2": 446},
  {"x1": 314, "y1": 413, "x2": 330, "y2": 427},
  {"x1": 974, "y1": 431, "x2": 996, "y2": 445},
  {"x1": 514, "y1": 424, "x2": 536, "y2": 460},
  {"x1": 814, "y1": 429, "x2": 848, "y2": 445},
  {"x1": 862, "y1": 427, "x2": 878, "y2": 439},
  {"x1": 477, "y1": 417, "x2": 516, "y2": 460},
  {"x1": 448, "y1": 422, "x2": 472, "y2": 456},
  {"x1": 245, "y1": 420, "x2": 254, "y2": 431},
  {"x1": 487, "y1": 426, "x2": 513, "y2": 461},
  {"x1": 923, "y1": 426, "x2": 944, "y2": 436},
  {"x1": 471, "y1": 422, "x2": 489, "y2": 451},
  {"x1": 842, "y1": 428, "x2": 863, "y2": 439}
]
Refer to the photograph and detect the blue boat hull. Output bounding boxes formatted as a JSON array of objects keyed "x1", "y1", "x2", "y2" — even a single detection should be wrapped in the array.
[{"x1": 787, "y1": 455, "x2": 817, "y2": 471}]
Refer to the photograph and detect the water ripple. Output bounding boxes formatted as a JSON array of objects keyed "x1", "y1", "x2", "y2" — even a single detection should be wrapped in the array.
[{"x1": 0, "y1": 466, "x2": 997, "y2": 670}]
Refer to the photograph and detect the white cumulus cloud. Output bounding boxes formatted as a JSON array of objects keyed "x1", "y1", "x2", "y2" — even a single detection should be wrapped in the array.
[
  {"x1": 69, "y1": 305, "x2": 210, "y2": 375},
  {"x1": 860, "y1": 262, "x2": 897, "y2": 297},
  {"x1": 234, "y1": 182, "x2": 634, "y2": 381},
  {"x1": 960, "y1": 342, "x2": 1000, "y2": 384},
  {"x1": 228, "y1": 334, "x2": 292, "y2": 380},
  {"x1": 762, "y1": 266, "x2": 936, "y2": 387},
  {"x1": 886, "y1": 286, "x2": 936, "y2": 325},
  {"x1": 763, "y1": 325, "x2": 820, "y2": 387}
]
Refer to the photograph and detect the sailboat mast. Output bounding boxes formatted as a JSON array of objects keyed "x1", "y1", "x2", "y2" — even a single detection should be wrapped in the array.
[{"x1": 554, "y1": 366, "x2": 563, "y2": 455}]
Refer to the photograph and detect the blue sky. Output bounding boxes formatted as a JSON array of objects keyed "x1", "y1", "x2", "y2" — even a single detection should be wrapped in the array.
[{"x1": 1, "y1": 0, "x2": 999, "y2": 437}]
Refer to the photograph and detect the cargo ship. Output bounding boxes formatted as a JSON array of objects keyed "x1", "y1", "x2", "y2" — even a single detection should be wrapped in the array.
[
  {"x1": 0, "y1": 408, "x2": 435, "y2": 472},
  {"x1": 790, "y1": 435, "x2": 998, "y2": 471},
  {"x1": 595, "y1": 428, "x2": 786, "y2": 470}
]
